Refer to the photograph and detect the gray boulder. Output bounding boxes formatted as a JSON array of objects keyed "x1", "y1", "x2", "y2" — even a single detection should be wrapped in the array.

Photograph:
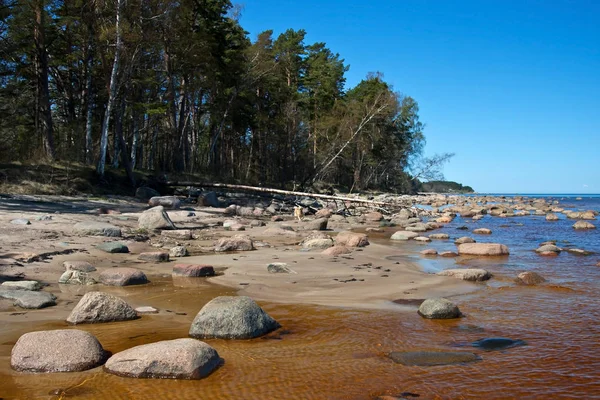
[
  {"x1": 11, "y1": 329, "x2": 106, "y2": 372},
  {"x1": 172, "y1": 264, "x2": 215, "y2": 277},
  {"x1": 199, "y1": 191, "x2": 219, "y2": 207},
  {"x1": 418, "y1": 298, "x2": 461, "y2": 319},
  {"x1": 73, "y1": 221, "x2": 122, "y2": 237},
  {"x1": 148, "y1": 196, "x2": 181, "y2": 209},
  {"x1": 515, "y1": 271, "x2": 546, "y2": 285},
  {"x1": 214, "y1": 235, "x2": 254, "y2": 252},
  {"x1": 0, "y1": 288, "x2": 56, "y2": 309},
  {"x1": 267, "y1": 263, "x2": 296, "y2": 274},
  {"x1": 390, "y1": 231, "x2": 419, "y2": 241},
  {"x1": 1, "y1": 281, "x2": 42, "y2": 291},
  {"x1": 59, "y1": 270, "x2": 97, "y2": 285},
  {"x1": 67, "y1": 291, "x2": 137, "y2": 324},
  {"x1": 300, "y1": 218, "x2": 329, "y2": 231},
  {"x1": 457, "y1": 243, "x2": 509, "y2": 256},
  {"x1": 189, "y1": 296, "x2": 280, "y2": 339},
  {"x1": 138, "y1": 206, "x2": 176, "y2": 230},
  {"x1": 138, "y1": 252, "x2": 170, "y2": 262},
  {"x1": 104, "y1": 338, "x2": 221, "y2": 380},
  {"x1": 96, "y1": 242, "x2": 129, "y2": 253},
  {"x1": 99, "y1": 267, "x2": 148, "y2": 286},
  {"x1": 169, "y1": 246, "x2": 188, "y2": 257}
]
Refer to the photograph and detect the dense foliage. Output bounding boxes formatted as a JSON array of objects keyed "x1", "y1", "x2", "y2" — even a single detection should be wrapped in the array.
[
  {"x1": 419, "y1": 180, "x2": 474, "y2": 193},
  {"x1": 0, "y1": 0, "x2": 444, "y2": 191}
]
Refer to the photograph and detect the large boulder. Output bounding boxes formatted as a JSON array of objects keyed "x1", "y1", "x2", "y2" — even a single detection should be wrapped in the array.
[
  {"x1": 73, "y1": 222, "x2": 122, "y2": 237},
  {"x1": 535, "y1": 244, "x2": 561, "y2": 255},
  {"x1": 172, "y1": 264, "x2": 215, "y2": 277},
  {"x1": 189, "y1": 296, "x2": 280, "y2": 339},
  {"x1": 437, "y1": 268, "x2": 492, "y2": 282},
  {"x1": 138, "y1": 252, "x2": 170, "y2": 262},
  {"x1": 515, "y1": 271, "x2": 546, "y2": 285},
  {"x1": 334, "y1": 231, "x2": 369, "y2": 247},
  {"x1": 135, "y1": 186, "x2": 160, "y2": 201},
  {"x1": 59, "y1": 270, "x2": 97, "y2": 285},
  {"x1": 67, "y1": 291, "x2": 138, "y2": 324},
  {"x1": 418, "y1": 298, "x2": 461, "y2": 319},
  {"x1": 457, "y1": 243, "x2": 509, "y2": 256},
  {"x1": 214, "y1": 235, "x2": 254, "y2": 252},
  {"x1": 11, "y1": 329, "x2": 106, "y2": 372},
  {"x1": 302, "y1": 238, "x2": 334, "y2": 249},
  {"x1": 388, "y1": 351, "x2": 480, "y2": 366},
  {"x1": 390, "y1": 231, "x2": 419, "y2": 241},
  {"x1": 300, "y1": 218, "x2": 329, "y2": 231},
  {"x1": 96, "y1": 242, "x2": 129, "y2": 253},
  {"x1": 138, "y1": 206, "x2": 176, "y2": 230},
  {"x1": 63, "y1": 261, "x2": 96, "y2": 272},
  {"x1": 104, "y1": 339, "x2": 220, "y2": 380},
  {"x1": 573, "y1": 221, "x2": 596, "y2": 230},
  {"x1": 0, "y1": 288, "x2": 56, "y2": 309},
  {"x1": 99, "y1": 268, "x2": 148, "y2": 286},
  {"x1": 1, "y1": 281, "x2": 42, "y2": 291},
  {"x1": 148, "y1": 196, "x2": 181, "y2": 209},
  {"x1": 198, "y1": 191, "x2": 219, "y2": 207}
]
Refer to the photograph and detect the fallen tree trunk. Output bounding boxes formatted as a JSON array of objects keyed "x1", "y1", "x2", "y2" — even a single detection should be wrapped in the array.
[{"x1": 165, "y1": 181, "x2": 412, "y2": 209}]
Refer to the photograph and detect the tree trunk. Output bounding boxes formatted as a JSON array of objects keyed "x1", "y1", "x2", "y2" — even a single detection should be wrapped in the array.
[
  {"x1": 34, "y1": 0, "x2": 55, "y2": 161},
  {"x1": 84, "y1": 25, "x2": 94, "y2": 164},
  {"x1": 97, "y1": 0, "x2": 123, "y2": 177}
]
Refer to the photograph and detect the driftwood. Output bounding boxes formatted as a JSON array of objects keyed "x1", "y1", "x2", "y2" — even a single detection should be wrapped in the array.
[{"x1": 165, "y1": 182, "x2": 412, "y2": 211}]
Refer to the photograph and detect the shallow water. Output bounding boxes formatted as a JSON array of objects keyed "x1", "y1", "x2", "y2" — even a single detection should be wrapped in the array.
[{"x1": 1, "y1": 196, "x2": 600, "y2": 399}]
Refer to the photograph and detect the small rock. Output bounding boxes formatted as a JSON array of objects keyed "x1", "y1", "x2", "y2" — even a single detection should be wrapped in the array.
[
  {"x1": 214, "y1": 235, "x2": 254, "y2": 252},
  {"x1": 172, "y1": 264, "x2": 215, "y2": 277},
  {"x1": 429, "y1": 233, "x2": 449, "y2": 240},
  {"x1": 545, "y1": 213, "x2": 559, "y2": 221},
  {"x1": 267, "y1": 263, "x2": 296, "y2": 274},
  {"x1": 63, "y1": 261, "x2": 96, "y2": 272},
  {"x1": 104, "y1": 339, "x2": 220, "y2": 380},
  {"x1": 67, "y1": 291, "x2": 138, "y2": 324},
  {"x1": 418, "y1": 298, "x2": 461, "y2": 319},
  {"x1": 138, "y1": 252, "x2": 170, "y2": 262},
  {"x1": 388, "y1": 351, "x2": 479, "y2": 366},
  {"x1": 58, "y1": 270, "x2": 97, "y2": 285},
  {"x1": 169, "y1": 246, "x2": 189, "y2": 257},
  {"x1": 565, "y1": 248, "x2": 592, "y2": 256},
  {"x1": 148, "y1": 196, "x2": 181, "y2": 209},
  {"x1": 300, "y1": 218, "x2": 329, "y2": 231},
  {"x1": 473, "y1": 228, "x2": 492, "y2": 235},
  {"x1": 99, "y1": 268, "x2": 148, "y2": 286},
  {"x1": 573, "y1": 221, "x2": 596, "y2": 230},
  {"x1": 454, "y1": 236, "x2": 476, "y2": 245},
  {"x1": 535, "y1": 244, "x2": 561, "y2": 255},
  {"x1": 515, "y1": 271, "x2": 546, "y2": 285},
  {"x1": 439, "y1": 251, "x2": 458, "y2": 257},
  {"x1": 135, "y1": 306, "x2": 159, "y2": 314},
  {"x1": 96, "y1": 242, "x2": 129, "y2": 254},
  {"x1": 472, "y1": 338, "x2": 526, "y2": 351},
  {"x1": 11, "y1": 329, "x2": 106, "y2": 372},
  {"x1": 73, "y1": 221, "x2": 121, "y2": 237},
  {"x1": 437, "y1": 268, "x2": 492, "y2": 282},
  {"x1": 10, "y1": 218, "x2": 31, "y2": 225},
  {"x1": 420, "y1": 249, "x2": 438, "y2": 256},
  {"x1": 36, "y1": 215, "x2": 52, "y2": 221},
  {"x1": 1, "y1": 281, "x2": 42, "y2": 291},
  {"x1": 138, "y1": 206, "x2": 176, "y2": 230}
]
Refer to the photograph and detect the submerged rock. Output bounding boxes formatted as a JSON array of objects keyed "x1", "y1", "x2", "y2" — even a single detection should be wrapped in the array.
[
  {"x1": 189, "y1": 296, "x2": 280, "y2": 339},
  {"x1": 388, "y1": 351, "x2": 480, "y2": 366},
  {"x1": 96, "y1": 242, "x2": 129, "y2": 254},
  {"x1": 67, "y1": 291, "x2": 137, "y2": 324},
  {"x1": 418, "y1": 298, "x2": 461, "y2": 319},
  {"x1": 0, "y1": 288, "x2": 56, "y2": 309},
  {"x1": 457, "y1": 243, "x2": 509, "y2": 256},
  {"x1": 11, "y1": 329, "x2": 106, "y2": 372},
  {"x1": 437, "y1": 268, "x2": 492, "y2": 282},
  {"x1": 105, "y1": 339, "x2": 220, "y2": 380},
  {"x1": 472, "y1": 338, "x2": 526, "y2": 351},
  {"x1": 99, "y1": 268, "x2": 148, "y2": 286}
]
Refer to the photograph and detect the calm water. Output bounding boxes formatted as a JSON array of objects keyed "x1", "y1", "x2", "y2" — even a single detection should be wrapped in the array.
[{"x1": 1, "y1": 195, "x2": 599, "y2": 399}]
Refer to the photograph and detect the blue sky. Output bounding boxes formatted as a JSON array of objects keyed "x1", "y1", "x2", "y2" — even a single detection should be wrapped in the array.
[{"x1": 239, "y1": 0, "x2": 599, "y2": 193}]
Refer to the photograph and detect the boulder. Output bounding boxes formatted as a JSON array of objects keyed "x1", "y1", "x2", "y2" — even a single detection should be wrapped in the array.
[
  {"x1": 73, "y1": 222, "x2": 121, "y2": 237},
  {"x1": 63, "y1": 261, "x2": 96, "y2": 272},
  {"x1": 302, "y1": 238, "x2": 334, "y2": 249},
  {"x1": 458, "y1": 243, "x2": 509, "y2": 256},
  {"x1": 418, "y1": 298, "x2": 461, "y2": 319},
  {"x1": 199, "y1": 191, "x2": 219, "y2": 207},
  {"x1": 267, "y1": 263, "x2": 296, "y2": 274},
  {"x1": 429, "y1": 233, "x2": 449, "y2": 240},
  {"x1": 104, "y1": 338, "x2": 220, "y2": 380},
  {"x1": 189, "y1": 296, "x2": 280, "y2": 339},
  {"x1": 135, "y1": 186, "x2": 160, "y2": 201},
  {"x1": 138, "y1": 206, "x2": 176, "y2": 230},
  {"x1": 436, "y1": 216, "x2": 454, "y2": 223},
  {"x1": 364, "y1": 212, "x2": 384, "y2": 222},
  {"x1": 420, "y1": 249, "x2": 438, "y2": 256},
  {"x1": 99, "y1": 268, "x2": 148, "y2": 286},
  {"x1": 148, "y1": 196, "x2": 181, "y2": 209},
  {"x1": 390, "y1": 231, "x2": 419, "y2": 241},
  {"x1": 172, "y1": 264, "x2": 215, "y2": 277},
  {"x1": 96, "y1": 242, "x2": 129, "y2": 254},
  {"x1": 454, "y1": 236, "x2": 475, "y2": 245},
  {"x1": 322, "y1": 246, "x2": 352, "y2": 256},
  {"x1": 405, "y1": 224, "x2": 428, "y2": 233},
  {"x1": 573, "y1": 221, "x2": 596, "y2": 230},
  {"x1": 169, "y1": 246, "x2": 188, "y2": 257},
  {"x1": 535, "y1": 244, "x2": 561, "y2": 255},
  {"x1": 439, "y1": 251, "x2": 458, "y2": 258},
  {"x1": 300, "y1": 218, "x2": 329, "y2": 231},
  {"x1": 414, "y1": 236, "x2": 431, "y2": 242},
  {"x1": 437, "y1": 268, "x2": 492, "y2": 282},
  {"x1": 388, "y1": 351, "x2": 479, "y2": 367},
  {"x1": 315, "y1": 209, "x2": 333, "y2": 218},
  {"x1": 0, "y1": 288, "x2": 56, "y2": 309},
  {"x1": 67, "y1": 291, "x2": 137, "y2": 324},
  {"x1": 10, "y1": 218, "x2": 31, "y2": 225},
  {"x1": 11, "y1": 329, "x2": 106, "y2": 372},
  {"x1": 1, "y1": 281, "x2": 42, "y2": 291},
  {"x1": 545, "y1": 213, "x2": 559, "y2": 221},
  {"x1": 515, "y1": 272, "x2": 546, "y2": 285},
  {"x1": 334, "y1": 231, "x2": 369, "y2": 247},
  {"x1": 473, "y1": 228, "x2": 492, "y2": 235},
  {"x1": 59, "y1": 270, "x2": 97, "y2": 285},
  {"x1": 138, "y1": 252, "x2": 170, "y2": 262},
  {"x1": 161, "y1": 230, "x2": 193, "y2": 240},
  {"x1": 214, "y1": 235, "x2": 254, "y2": 252}
]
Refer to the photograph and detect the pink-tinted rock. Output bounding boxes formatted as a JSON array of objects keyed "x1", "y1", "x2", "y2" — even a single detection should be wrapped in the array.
[
  {"x1": 138, "y1": 252, "x2": 170, "y2": 262},
  {"x1": 439, "y1": 251, "x2": 459, "y2": 258},
  {"x1": 99, "y1": 268, "x2": 148, "y2": 286},
  {"x1": 322, "y1": 246, "x2": 351, "y2": 256},
  {"x1": 457, "y1": 243, "x2": 509, "y2": 256},
  {"x1": 334, "y1": 231, "x2": 369, "y2": 247},
  {"x1": 420, "y1": 249, "x2": 438, "y2": 256},
  {"x1": 172, "y1": 264, "x2": 215, "y2": 277}
]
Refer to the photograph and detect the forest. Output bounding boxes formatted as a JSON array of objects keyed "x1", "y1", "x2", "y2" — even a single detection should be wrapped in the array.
[{"x1": 0, "y1": 0, "x2": 451, "y2": 192}]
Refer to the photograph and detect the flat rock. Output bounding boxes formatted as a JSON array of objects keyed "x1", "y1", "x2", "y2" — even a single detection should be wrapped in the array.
[
  {"x1": 388, "y1": 351, "x2": 480, "y2": 366},
  {"x1": 439, "y1": 251, "x2": 459, "y2": 258},
  {"x1": 11, "y1": 329, "x2": 106, "y2": 372},
  {"x1": 472, "y1": 337, "x2": 526, "y2": 351},
  {"x1": 104, "y1": 338, "x2": 220, "y2": 380},
  {"x1": 414, "y1": 236, "x2": 431, "y2": 242},
  {"x1": 99, "y1": 267, "x2": 148, "y2": 286},
  {"x1": 418, "y1": 298, "x2": 461, "y2": 319},
  {"x1": 267, "y1": 263, "x2": 296, "y2": 274},
  {"x1": 60, "y1": 270, "x2": 97, "y2": 285},
  {"x1": 138, "y1": 252, "x2": 170, "y2": 262},
  {"x1": 302, "y1": 238, "x2": 334, "y2": 249},
  {"x1": 189, "y1": 296, "x2": 280, "y2": 339},
  {"x1": 0, "y1": 288, "x2": 56, "y2": 309},
  {"x1": 161, "y1": 230, "x2": 193, "y2": 240},
  {"x1": 573, "y1": 221, "x2": 596, "y2": 230},
  {"x1": 67, "y1": 291, "x2": 137, "y2": 324},
  {"x1": 334, "y1": 231, "x2": 369, "y2": 247},
  {"x1": 96, "y1": 242, "x2": 129, "y2": 254},
  {"x1": 10, "y1": 218, "x2": 31, "y2": 225},
  {"x1": 322, "y1": 246, "x2": 352, "y2": 256},
  {"x1": 214, "y1": 235, "x2": 254, "y2": 252},
  {"x1": 172, "y1": 264, "x2": 215, "y2": 277},
  {"x1": 473, "y1": 228, "x2": 492, "y2": 235},
  {"x1": 420, "y1": 249, "x2": 438, "y2": 256},
  {"x1": 1, "y1": 281, "x2": 42, "y2": 291},
  {"x1": 458, "y1": 243, "x2": 509, "y2": 256},
  {"x1": 135, "y1": 306, "x2": 159, "y2": 314},
  {"x1": 138, "y1": 206, "x2": 176, "y2": 230},
  {"x1": 74, "y1": 221, "x2": 121, "y2": 237},
  {"x1": 63, "y1": 261, "x2": 96, "y2": 272},
  {"x1": 437, "y1": 268, "x2": 492, "y2": 282},
  {"x1": 454, "y1": 236, "x2": 476, "y2": 245},
  {"x1": 429, "y1": 233, "x2": 449, "y2": 240},
  {"x1": 148, "y1": 196, "x2": 181, "y2": 209}
]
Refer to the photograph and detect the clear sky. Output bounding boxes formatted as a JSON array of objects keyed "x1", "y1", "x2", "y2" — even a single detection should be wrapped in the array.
[{"x1": 239, "y1": 0, "x2": 599, "y2": 194}]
